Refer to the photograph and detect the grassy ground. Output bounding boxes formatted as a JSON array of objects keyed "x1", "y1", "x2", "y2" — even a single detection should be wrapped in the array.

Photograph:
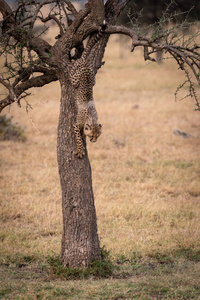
[
  {"x1": 1, "y1": 36, "x2": 200, "y2": 299},
  {"x1": 0, "y1": 258, "x2": 199, "y2": 299}
]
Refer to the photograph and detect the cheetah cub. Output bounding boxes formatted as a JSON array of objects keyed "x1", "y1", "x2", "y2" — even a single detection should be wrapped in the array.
[{"x1": 70, "y1": 26, "x2": 105, "y2": 158}]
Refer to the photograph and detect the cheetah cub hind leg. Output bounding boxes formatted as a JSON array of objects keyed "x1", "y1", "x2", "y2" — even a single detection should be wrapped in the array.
[{"x1": 73, "y1": 124, "x2": 85, "y2": 158}]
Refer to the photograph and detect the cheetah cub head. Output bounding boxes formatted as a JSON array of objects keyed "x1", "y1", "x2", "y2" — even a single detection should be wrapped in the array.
[{"x1": 84, "y1": 123, "x2": 102, "y2": 142}]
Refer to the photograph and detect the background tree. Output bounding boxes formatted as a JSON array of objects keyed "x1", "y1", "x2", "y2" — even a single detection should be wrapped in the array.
[
  {"x1": 0, "y1": 0, "x2": 200, "y2": 268},
  {"x1": 118, "y1": 0, "x2": 200, "y2": 61},
  {"x1": 118, "y1": 0, "x2": 200, "y2": 26}
]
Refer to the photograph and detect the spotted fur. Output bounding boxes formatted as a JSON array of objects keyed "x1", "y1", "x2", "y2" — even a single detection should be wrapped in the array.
[{"x1": 70, "y1": 24, "x2": 105, "y2": 158}]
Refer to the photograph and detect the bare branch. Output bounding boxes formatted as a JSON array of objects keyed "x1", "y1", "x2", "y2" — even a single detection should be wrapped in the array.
[
  {"x1": 0, "y1": 0, "x2": 55, "y2": 64},
  {"x1": 104, "y1": 22, "x2": 200, "y2": 109},
  {"x1": 13, "y1": 61, "x2": 56, "y2": 86},
  {"x1": 144, "y1": 46, "x2": 156, "y2": 62},
  {"x1": 38, "y1": 15, "x2": 64, "y2": 36},
  {"x1": 15, "y1": 73, "x2": 58, "y2": 95},
  {"x1": 0, "y1": 72, "x2": 58, "y2": 112},
  {"x1": 0, "y1": 96, "x2": 13, "y2": 112},
  {"x1": 105, "y1": 0, "x2": 131, "y2": 24},
  {"x1": 64, "y1": 0, "x2": 78, "y2": 17},
  {"x1": 0, "y1": 0, "x2": 13, "y2": 19},
  {"x1": 88, "y1": 0, "x2": 105, "y2": 25},
  {"x1": 71, "y1": 5, "x2": 91, "y2": 34},
  {"x1": 0, "y1": 77, "x2": 10, "y2": 89},
  {"x1": 60, "y1": 1, "x2": 73, "y2": 28}
]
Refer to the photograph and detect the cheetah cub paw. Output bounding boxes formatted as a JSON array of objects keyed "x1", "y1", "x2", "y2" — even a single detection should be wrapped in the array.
[{"x1": 75, "y1": 147, "x2": 85, "y2": 158}]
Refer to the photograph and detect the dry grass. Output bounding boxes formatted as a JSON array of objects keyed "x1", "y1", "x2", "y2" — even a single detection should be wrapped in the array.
[{"x1": 0, "y1": 37, "x2": 200, "y2": 265}]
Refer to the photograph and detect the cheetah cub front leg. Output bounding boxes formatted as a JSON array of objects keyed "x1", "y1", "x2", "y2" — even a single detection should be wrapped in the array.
[{"x1": 73, "y1": 124, "x2": 85, "y2": 158}]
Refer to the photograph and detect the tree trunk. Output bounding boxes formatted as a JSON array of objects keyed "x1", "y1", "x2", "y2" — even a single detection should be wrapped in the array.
[
  {"x1": 57, "y1": 72, "x2": 101, "y2": 268},
  {"x1": 54, "y1": 0, "x2": 130, "y2": 269}
]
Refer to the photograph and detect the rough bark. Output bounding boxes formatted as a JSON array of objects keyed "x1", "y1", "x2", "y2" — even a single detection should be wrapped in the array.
[{"x1": 57, "y1": 72, "x2": 101, "y2": 267}]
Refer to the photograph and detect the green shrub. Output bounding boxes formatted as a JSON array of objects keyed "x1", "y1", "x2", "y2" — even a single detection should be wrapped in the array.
[{"x1": 0, "y1": 115, "x2": 26, "y2": 142}]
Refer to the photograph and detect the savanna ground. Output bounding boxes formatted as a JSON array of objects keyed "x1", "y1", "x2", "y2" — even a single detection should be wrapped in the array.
[{"x1": 1, "y1": 32, "x2": 200, "y2": 299}]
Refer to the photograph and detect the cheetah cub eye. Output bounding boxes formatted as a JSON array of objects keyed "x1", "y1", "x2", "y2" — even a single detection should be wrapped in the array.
[
  {"x1": 84, "y1": 124, "x2": 90, "y2": 131},
  {"x1": 84, "y1": 124, "x2": 92, "y2": 137},
  {"x1": 84, "y1": 123, "x2": 102, "y2": 143}
]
